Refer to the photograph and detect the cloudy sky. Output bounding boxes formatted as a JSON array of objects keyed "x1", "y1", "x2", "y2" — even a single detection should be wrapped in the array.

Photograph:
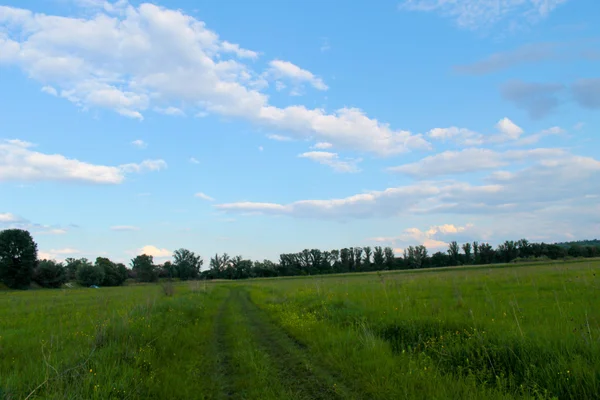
[{"x1": 1, "y1": 0, "x2": 599, "y2": 264}]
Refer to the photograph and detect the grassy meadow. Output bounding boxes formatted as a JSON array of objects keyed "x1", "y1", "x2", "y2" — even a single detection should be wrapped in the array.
[{"x1": 1, "y1": 260, "x2": 599, "y2": 399}]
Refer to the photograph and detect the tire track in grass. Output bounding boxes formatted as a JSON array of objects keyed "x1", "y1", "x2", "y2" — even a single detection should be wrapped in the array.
[
  {"x1": 233, "y1": 288, "x2": 361, "y2": 400},
  {"x1": 213, "y1": 288, "x2": 235, "y2": 399}
]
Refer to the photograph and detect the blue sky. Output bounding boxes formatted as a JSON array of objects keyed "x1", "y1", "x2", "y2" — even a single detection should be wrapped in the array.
[{"x1": 1, "y1": 0, "x2": 599, "y2": 265}]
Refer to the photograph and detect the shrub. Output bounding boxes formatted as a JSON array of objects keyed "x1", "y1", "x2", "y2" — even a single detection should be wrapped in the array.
[
  {"x1": 33, "y1": 259, "x2": 67, "y2": 288},
  {"x1": 76, "y1": 263, "x2": 105, "y2": 287}
]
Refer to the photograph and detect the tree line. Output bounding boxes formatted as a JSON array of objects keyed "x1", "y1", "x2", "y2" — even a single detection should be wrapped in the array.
[{"x1": 1, "y1": 228, "x2": 599, "y2": 289}]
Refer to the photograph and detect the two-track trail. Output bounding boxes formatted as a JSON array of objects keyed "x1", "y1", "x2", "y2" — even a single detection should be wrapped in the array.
[{"x1": 210, "y1": 286, "x2": 361, "y2": 400}]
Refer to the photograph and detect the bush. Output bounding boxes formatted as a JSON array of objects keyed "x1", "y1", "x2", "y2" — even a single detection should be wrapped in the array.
[
  {"x1": 96, "y1": 257, "x2": 127, "y2": 286},
  {"x1": 33, "y1": 259, "x2": 67, "y2": 288},
  {"x1": 76, "y1": 263, "x2": 105, "y2": 287}
]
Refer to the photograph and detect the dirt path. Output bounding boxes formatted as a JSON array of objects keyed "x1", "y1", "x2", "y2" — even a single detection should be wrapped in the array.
[{"x1": 210, "y1": 287, "x2": 360, "y2": 400}]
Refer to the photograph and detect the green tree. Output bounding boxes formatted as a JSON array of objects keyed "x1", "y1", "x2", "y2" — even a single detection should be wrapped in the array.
[
  {"x1": 447, "y1": 241, "x2": 461, "y2": 266},
  {"x1": 76, "y1": 263, "x2": 105, "y2": 286},
  {"x1": 96, "y1": 257, "x2": 126, "y2": 286},
  {"x1": 362, "y1": 246, "x2": 372, "y2": 270},
  {"x1": 384, "y1": 247, "x2": 395, "y2": 270},
  {"x1": 373, "y1": 246, "x2": 385, "y2": 270},
  {"x1": 33, "y1": 259, "x2": 67, "y2": 288},
  {"x1": 0, "y1": 229, "x2": 38, "y2": 289},
  {"x1": 173, "y1": 248, "x2": 203, "y2": 280},
  {"x1": 131, "y1": 254, "x2": 157, "y2": 282},
  {"x1": 64, "y1": 257, "x2": 90, "y2": 281},
  {"x1": 462, "y1": 242, "x2": 472, "y2": 264}
]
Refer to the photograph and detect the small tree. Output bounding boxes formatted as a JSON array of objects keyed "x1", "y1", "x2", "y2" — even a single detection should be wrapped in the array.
[
  {"x1": 33, "y1": 259, "x2": 67, "y2": 288},
  {"x1": 76, "y1": 263, "x2": 105, "y2": 287},
  {"x1": 0, "y1": 229, "x2": 38, "y2": 289},
  {"x1": 131, "y1": 254, "x2": 157, "y2": 282}
]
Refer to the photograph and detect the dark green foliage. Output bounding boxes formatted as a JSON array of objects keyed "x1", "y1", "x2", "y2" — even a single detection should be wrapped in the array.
[
  {"x1": 0, "y1": 229, "x2": 38, "y2": 289},
  {"x1": 32, "y1": 259, "x2": 67, "y2": 288},
  {"x1": 96, "y1": 257, "x2": 127, "y2": 286},
  {"x1": 131, "y1": 254, "x2": 157, "y2": 282},
  {"x1": 173, "y1": 248, "x2": 203, "y2": 280},
  {"x1": 76, "y1": 262, "x2": 105, "y2": 286}
]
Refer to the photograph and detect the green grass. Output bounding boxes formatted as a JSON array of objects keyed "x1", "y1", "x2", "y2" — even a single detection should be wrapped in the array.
[{"x1": 1, "y1": 261, "x2": 599, "y2": 399}]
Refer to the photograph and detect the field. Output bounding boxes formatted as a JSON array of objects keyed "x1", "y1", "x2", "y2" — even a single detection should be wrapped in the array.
[{"x1": 1, "y1": 260, "x2": 599, "y2": 399}]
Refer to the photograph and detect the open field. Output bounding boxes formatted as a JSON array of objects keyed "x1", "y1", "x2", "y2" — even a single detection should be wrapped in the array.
[{"x1": 1, "y1": 260, "x2": 599, "y2": 399}]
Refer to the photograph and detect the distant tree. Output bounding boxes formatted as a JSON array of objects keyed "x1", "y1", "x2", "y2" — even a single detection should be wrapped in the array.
[
  {"x1": 33, "y1": 259, "x2": 67, "y2": 288},
  {"x1": 497, "y1": 240, "x2": 519, "y2": 263},
  {"x1": 462, "y1": 242, "x2": 472, "y2": 264},
  {"x1": 339, "y1": 248, "x2": 352, "y2": 272},
  {"x1": 373, "y1": 246, "x2": 385, "y2": 270},
  {"x1": 0, "y1": 229, "x2": 38, "y2": 289},
  {"x1": 447, "y1": 241, "x2": 461, "y2": 266},
  {"x1": 64, "y1": 258, "x2": 90, "y2": 281},
  {"x1": 173, "y1": 248, "x2": 203, "y2": 280},
  {"x1": 96, "y1": 257, "x2": 126, "y2": 286},
  {"x1": 430, "y1": 251, "x2": 449, "y2": 268},
  {"x1": 478, "y1": 243, "x2": 495, "y2": 264},
  {"x1": 362, "y1": 246, "x2": 372, "y2": 270},
  {"x1": 472, "y1": 242, "x2": 480, "y2": 264},
  {"x1": 76, "y1": 262, "x2": 105, "y2": 286},
  {"x1": 383, "y1": 247, "x2": 395, "y2": 270},
  {"x1": 353, "y1": 247, "x2": 363, "y2": 271},
  {"x1": 131, "y1": 254, "x2": 157, "y2": 282},
  {"x1": 161, "y1": 261, "x2": 177, "y2": 279}
]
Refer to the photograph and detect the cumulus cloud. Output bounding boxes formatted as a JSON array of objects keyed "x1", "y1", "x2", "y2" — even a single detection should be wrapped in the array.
[
  {"x1": 0, "y1": 2, "x2": 429, "y2": 155},
  {"x1": 139, "y1": 245, "x2": 171, "y2": 258},
  {"x1": 298, "y1": 151, "x2": 361, "y2": 173},
  {"x1": 312, "y1": 142, "x2": 333, "y2": 149},
  {"x1": 0, "y1": 139, "x2": 166, "y2": 183},
  {"x1": 267, "y1": 59, "x2": 328, "y2": 91},
  {"x1": 38, "y1": 247, "x2": 80, "y2": 260},
  {"x1": 267, "y1": 134, "x2": 293, "y2": 142},
  {"x1": 195, "y1": 192, "x2": 215, "y2": 201},
  {"x1": 501, "y1": 80, "x2": 565, "y2": 119},
  {"x1": 388, "y1": 147, "x2": 566, "y2": 178},
  {"x1": 426, "y1": 117, "x2": 526, "y2": 146},
  {"x1": 369, "y1": 223, "x2": 475, "y2": 252},
  {"x1": 400, "y1": 0, "x2": 569, "y2": 30},
  {"x1": 216, "y1": 151, "x2": 600, "y2": 220},
  {"x1": 155, "y1": 106, "x2": 185, "y2": 116}
]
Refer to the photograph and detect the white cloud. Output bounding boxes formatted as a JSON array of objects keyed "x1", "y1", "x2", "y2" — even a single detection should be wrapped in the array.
[
  {"x1": 0, "y1": 3, "x2": 429, "y2": 155},
  {"x1": 427, "y1": 117, "x2": 530, "y2": 146},
  {"x1": 139, "y1": 245, "x2": 171, "y2": 258},
  {"x1": 41, "y1": 85, "x2": 58, "y2": 96},
  {"x1": 267, "y1": 59, "x2": 328, "y2": 91},
  {"x1": 495, "y1": 117, "x2": 523, "y2": 140},
  {"x1": 39, "y1": 247, "x2": 80, "y2": 260},
  {"x1": 131, "y1": 139, "x2": 147, "y2": 149},
  {"x1": 189, "y1": 157, "x2": 200, "y2": 164},
  {"x1": 221, "y1": 41, "x2": 259, "y2": 59},
  {"x1": 37, "y1": 228, "x2": 68, "y2": 235},
  {"x1": 312, "y1": 142, "x2": 333, "y2": 149},
  {"x1": 155, "y1": 106, "x2": 185, "y2": 116},
  {"x1": 111, "y1": 225, "x2": 139, "y2": 231},
  {"x1": 195, "y1": 192, "x2": 215, "y2": 201},
  {"x1": 216, "y1": 151, "x2": 600, "y2": 220},
  {"x1": 369, "y1": 223, "x2": 475, "y2": 251},
  {"x1": 258, "y1": 146, "x2": 264, "y2": 152},
  {"x1": 0, "y1": 212, "x2": 21, "y2": 223},
  {"x1": 119, "y1": 159, "x2": 167, "y2": 173},
  {"x1": 387, "y1": 147, "x2": 565, "y2": 178},
  {"x1": 267, "y1": 134, "x2": 293, "y2": 142},
  {"x1": 400, "y1": 0, "x2": 569, "y2": 30},
  {"x1": 298, "y1": 151, "x2": 361, "y2": 173},
  {"x1": 0, "y1": 139, "x2": 165, "y2": 183}
]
